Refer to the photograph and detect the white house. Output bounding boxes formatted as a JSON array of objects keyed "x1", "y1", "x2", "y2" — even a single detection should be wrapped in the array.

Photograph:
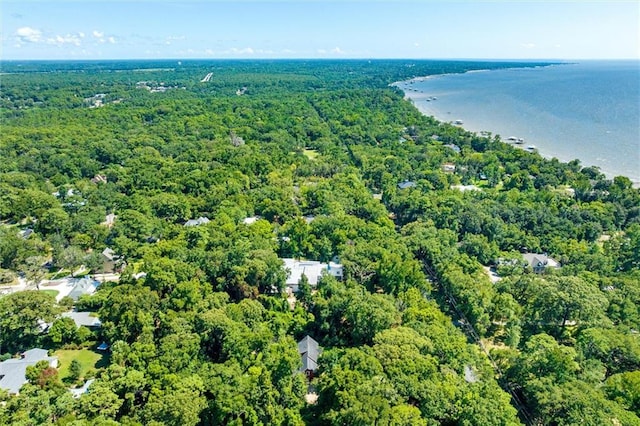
[
  {"x1": 184, "y1": 217, "x2": 210, "y2": 227},
  {"x1": 282, "y1": 258, "x2": 343, "y2": 293}
]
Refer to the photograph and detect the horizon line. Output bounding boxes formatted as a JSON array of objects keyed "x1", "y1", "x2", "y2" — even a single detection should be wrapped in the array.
[{"x1": 2, "y1": 57, "x2": 638, "y2": 62}]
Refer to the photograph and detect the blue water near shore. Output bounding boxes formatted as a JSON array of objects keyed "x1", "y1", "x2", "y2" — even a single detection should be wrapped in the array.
[{"x1": 397, "y1": 61, "x2": 640, "y2": 185}]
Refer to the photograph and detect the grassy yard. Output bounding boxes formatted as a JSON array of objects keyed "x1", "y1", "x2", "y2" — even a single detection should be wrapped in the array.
[
  {"x1": 303, "y1": 149, "x2": 319, "y2": 160},
  {"x1": 54, "y1": 348, "x2": 109, "y2": 381},
  {"x1": 40, "y1": 289, "x2": 59, "y2": 298}
]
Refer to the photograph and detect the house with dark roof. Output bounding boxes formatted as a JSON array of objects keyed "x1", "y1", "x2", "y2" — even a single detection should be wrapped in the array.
[
  {"x1": 0, "y1": 348, "x2": 58, "y2": 394},
  {"x1": 522, "y1": 253, "x2": 560, "y2": 274},
  {"x1": 298, "y1": 335, "x2": 321, "y2": 379}
]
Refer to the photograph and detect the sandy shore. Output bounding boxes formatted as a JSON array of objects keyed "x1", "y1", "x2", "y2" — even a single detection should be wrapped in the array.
[{"x1": 396, "y1": 79, "x2": 640, "y2": 188}]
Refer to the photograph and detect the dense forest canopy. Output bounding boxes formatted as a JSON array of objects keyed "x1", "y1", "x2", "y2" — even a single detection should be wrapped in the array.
[{"x1": 0, "y1": 59, "x2": 638, "y2": 425}]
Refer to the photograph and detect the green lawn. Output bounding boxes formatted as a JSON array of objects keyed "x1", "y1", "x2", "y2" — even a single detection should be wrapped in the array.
[
  {"x1": 303, "y1": 149, "x2": 319, "y2": 160},
  {"x1": 40, "y1": 289, "x2": 59, "y2": 298},
  {"x1": 54, "y1": 348, "x2": 109, "y2": 381}
]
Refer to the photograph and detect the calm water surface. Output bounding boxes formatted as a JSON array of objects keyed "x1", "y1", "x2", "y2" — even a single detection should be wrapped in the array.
[{"x1": 397, "y1": 61, "x2": 640, "y2": 184}]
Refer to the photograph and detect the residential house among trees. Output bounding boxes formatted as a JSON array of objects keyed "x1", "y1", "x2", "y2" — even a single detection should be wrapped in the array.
[
  {"x1": 184, "y1": 217, "x2": 210, "y2": 227},
  {"x1": 297, "y1": 335, "x2": 321, "y2": 379},
  {"x1": 67, "y1": 277, "x2": 100, "y2": 301},
  {"x1": 282, "y1": 258, "x2": 343, "y2": 293},
  {"x1": 522, "y1": 253, "x2": 560, "y2": 274},
  {"x1": 0, "y1": 348, "x2": 58, "y2": 394}
]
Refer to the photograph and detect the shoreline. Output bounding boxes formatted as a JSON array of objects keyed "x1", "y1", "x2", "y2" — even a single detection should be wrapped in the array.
[{"x1": 393, "y1": 65, "x2": 640, "y2": 188}]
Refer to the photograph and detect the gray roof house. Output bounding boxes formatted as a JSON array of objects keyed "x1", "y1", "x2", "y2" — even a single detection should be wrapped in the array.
[
  {"x1": 62, "y1": 311, "x2": 102, "y2": 328},
  {"x1": 523, "y1": 253, "x2": 560, "y2": 274},
  {"x1": 397, "y1": 180, "x2": 416, "y2": 190},
  {"x1": 0, "y1": 348, "x2": 58, "y2": 394},
  {"x1": 99, "y1": 247, "x2": 121, "y2": 273},
  {"x1": 67, "y1": 277, "x2": 100, "y2": 301},
  {"x1": 298, "y1": 335, "x2": 321, "y2": 377}
]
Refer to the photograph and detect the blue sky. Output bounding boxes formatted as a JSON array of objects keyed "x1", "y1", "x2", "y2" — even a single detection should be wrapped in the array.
[{"x1": 2, "y1": 1, "x2": 638, "y2": 60}]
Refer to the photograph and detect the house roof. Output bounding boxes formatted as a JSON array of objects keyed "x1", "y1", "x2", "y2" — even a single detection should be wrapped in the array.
[
  {"x1": 282, "y1": 258, "x2": 343, "y2": 287},
  {"x1": 298, "y1": 335, "x2": 321, "y2": 372},
  {"x1": 451, "y1": 184, "x2": 481, "y2": 192},
  {"x1": 62, "y1": 311, "x2": 102, "y2": 328},
  {"x1": 398, "y1": 180, "x2": 416, "y2": 189},
  {"x1": 301, "y1": 353, "x2": 318, "y2": 372},
  {"x1": 522, "y1": 253, "x2": 560, "y2": 269},
  {"x1": 67, "y1": 277, "x2": 100, "y2": 301},
  {"x1": 101, "y1": 247, "x2": 116, "y2": 261},
  {"x1": 444, "y1": 143, "x2": 461, "y2": 154},
  {"x1": 69, "y1": 379, "x2": 95, "y2": 398},
  {"x1": 184, "y1": 217, "x2": 210, "y2": 227},
  {"x1": 0, "y1": 348, "x2": 58, "y2": 394},
  {"x1": 242, "y1": 216, "x2": 261, "y2": 225},
  {"x1": 18, "y1": 228, "x2": 34, "y2": 239}
]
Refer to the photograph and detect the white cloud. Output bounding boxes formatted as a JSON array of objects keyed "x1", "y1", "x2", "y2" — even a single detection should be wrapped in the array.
[
  {"x1": 108, "y1": 36, "x2": 116, "y2": 44},
  {"x1": 47, "y1": 33, "x2": 83, "y2": 47},
  {"x1": 15, "y1": 27, "x2": 84, "y2": 47},
  {"x1": 521, "y1": 42, "x2": 536, "y2": 49},
  {"x1": 16, "y1": 27, "x2": 42, "y2": 43},
  {"x1": 230, "y1": 47, "x2": 254, "y2": 54},
  {"x1": 92, "y1": 30, "x2": 104, "y2": 38},
  {"x1": 318, "y1": 47, "x2": 345, "y2": 55}
]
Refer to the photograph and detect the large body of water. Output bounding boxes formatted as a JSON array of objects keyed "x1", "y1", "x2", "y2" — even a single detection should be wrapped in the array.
[{"x1": 396, "y1": 61, "x2": 640, "y2": 185}]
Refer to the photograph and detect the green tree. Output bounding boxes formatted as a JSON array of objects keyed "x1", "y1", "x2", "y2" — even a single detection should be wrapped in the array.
[
  {"x1": 604, "y1": 371, "x2": 640, "y2": 416},
  {"x1": 48, "y1": 316, "x2": 78, "y2": 347},
  {"x1": 0, "y1": 291, "x2": 60, "y2": 353},
  {"x1": 68, "y1": 359, "x2": 82, "y2": 383},
  {"x1": 296, "y1": 273, "x2": 312, "y2": 307}
]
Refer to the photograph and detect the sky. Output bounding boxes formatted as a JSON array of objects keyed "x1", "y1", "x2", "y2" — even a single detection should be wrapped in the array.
[{"x1": 1, "y1": 1, "x2": 639, "y2": 61}]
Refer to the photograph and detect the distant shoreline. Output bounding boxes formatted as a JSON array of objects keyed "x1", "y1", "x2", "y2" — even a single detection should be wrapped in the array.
[{"x1": 394, "y1": 64, "x2": 640, "y2": 188}]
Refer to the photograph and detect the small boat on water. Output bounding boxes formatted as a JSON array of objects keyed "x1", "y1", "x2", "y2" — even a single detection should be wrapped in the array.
[
  {"x1": 516, "y1": 138, "x2": 525, "y2": 144},
  {"x1": 526, "y1": 145, "x2": 537, "y2": 151},
  {"x1": 453, "y1": 119, "x2": 463, "y2": 125}
]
